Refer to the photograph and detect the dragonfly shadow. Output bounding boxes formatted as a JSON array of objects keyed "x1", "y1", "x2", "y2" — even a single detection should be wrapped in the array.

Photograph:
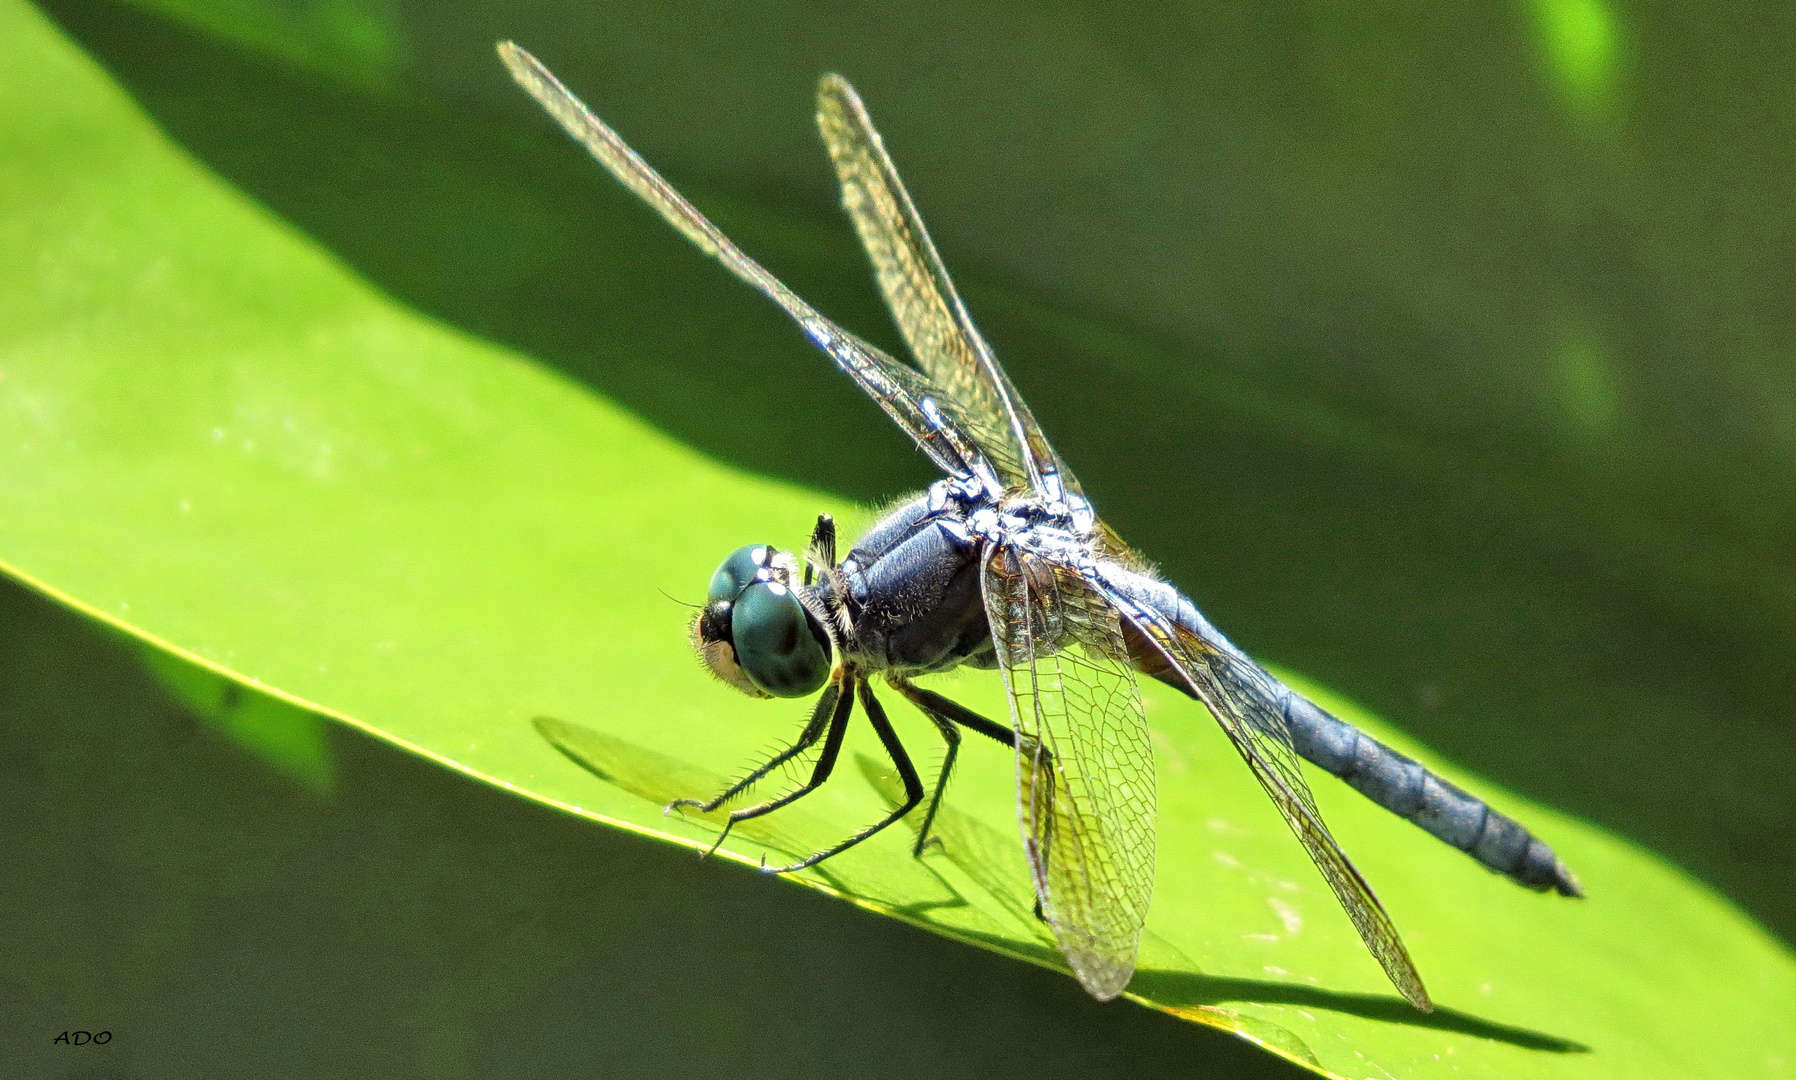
[
  {"x1": 533, "y1": 716, "x2": 856, "y2": 895},
  {"x1": 1128, "y1": 969, "x2": 1590, "y2": 1054},
  {"x1": 853, "y1": 755, "x2": 1047, "y2": 936},
  {"x1": 857, "y1": 754, "x2": 1587, "y2": 1056},
  {"x1": 535, "y1": 716, "x2": 1019, "y2": 924},
  {"x1": 923, "y1": 918, "x2": 1589, "y2": 1056}
]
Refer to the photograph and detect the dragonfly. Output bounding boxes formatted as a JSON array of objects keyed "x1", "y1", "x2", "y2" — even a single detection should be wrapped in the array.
[{"x1": 499, "y1": 42, "x2": 1583, "y2": 1009}]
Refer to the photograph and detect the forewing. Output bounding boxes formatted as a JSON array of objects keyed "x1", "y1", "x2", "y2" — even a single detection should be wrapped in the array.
[
  {"x1": 981, "y1": 544, "x2": 1155, "y2": 1000},
  {"x1": 816, "y1": 76, "x2": 1078, "y2": 497},
  {"x1": 1112, "y1": 592, "x2": 1433, "y2": 1011},
  {"x1": 499, "y1": 43, "x2": 983, "y2": 480}
]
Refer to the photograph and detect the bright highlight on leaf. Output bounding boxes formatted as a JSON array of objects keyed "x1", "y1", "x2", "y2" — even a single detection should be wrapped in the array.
[{"x1": 1, "y1": 2, "x2": 1793, "y2": 1078}]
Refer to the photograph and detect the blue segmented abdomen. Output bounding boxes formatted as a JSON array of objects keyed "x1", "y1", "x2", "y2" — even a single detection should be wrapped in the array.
[
  {"x1": 1279, "y1": 692, "x2": 1581, "y2": 896},
  {"x1": 1100, "y1": 564, "x2": 1582, "y2": 897}
]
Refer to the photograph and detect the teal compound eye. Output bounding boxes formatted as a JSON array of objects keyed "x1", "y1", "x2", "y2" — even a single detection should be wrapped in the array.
[
  {"x1": 694, "y1": 544, "x2": 826, "y2": 699},
  {"x1": 730, "y1": 581, "x2": 829, "y2": 698},
  {"x1": 707, "y1": 544, "x2": 770, "y2": 605}
]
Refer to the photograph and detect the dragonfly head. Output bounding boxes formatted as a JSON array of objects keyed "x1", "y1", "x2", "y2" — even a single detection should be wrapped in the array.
[{"x1": 691, "y1": 544, "x2": 831, "y2": 699}]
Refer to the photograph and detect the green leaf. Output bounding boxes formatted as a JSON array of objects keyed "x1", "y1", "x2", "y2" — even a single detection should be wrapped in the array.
[{"x1": 3, "y1": 2, "x2": 1793, "y2": 1077}]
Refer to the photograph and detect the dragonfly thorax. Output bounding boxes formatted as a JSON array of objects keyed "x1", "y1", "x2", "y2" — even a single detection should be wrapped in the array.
[{"x1": 926, "y1": 481, "x2": 1101, "y2": 577}]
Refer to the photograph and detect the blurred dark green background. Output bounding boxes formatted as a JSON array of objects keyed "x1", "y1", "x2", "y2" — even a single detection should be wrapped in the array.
[{"x1": 9, "y1": 0, "x2": 1796, "y2": 1074}]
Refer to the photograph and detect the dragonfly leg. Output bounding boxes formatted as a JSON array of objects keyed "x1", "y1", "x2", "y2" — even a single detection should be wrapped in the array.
[
  {"x1": 912, "y1": 713, "x2": 958, "y2": 856},
  {"x1": 667, "y1": 677, "x2": 842, "y2": 815},
  {"x1": 897, "y1": 683, "x2": 1057, "y2": 924},
  {"x1": 700, "y1": 686, "x2": 854, "y2": 858},
  {"x1": 667, "y1": 675, "x2": 851, "y2": 856},
  {"x1": 889, "y1": 680, "x2": 1055, "y2": 903},
  {"x1": 764, "y1": 680, "x2": 924, "y2": 874},
  {"x1": 892, "y1": 681, "x2": 1017, "y2": 747},
  {"x1": 932, "y1": 699, "x2": 1057, "y2": 924},
  {"x1": 890, "y1": 680, "x2": 1016, "y2": 855},
  {"x1": 804, "y1": 513, "x2": 837, "y2": 586}
]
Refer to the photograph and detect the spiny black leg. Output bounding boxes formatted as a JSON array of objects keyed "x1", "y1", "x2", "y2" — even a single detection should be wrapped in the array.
[
  {"x1": 891, "y1": 681, "x2": 1059, "y2": 858},
  {"x1": 696, "y1": 678, "x2": 855, "y2": 857},
  {"x1": 895, "y1": 682, "x2": 1016, "y2": 747},
  {"x1": 895, "y1": 681, "x2": 1057, "y2": 921},
  {"x1": 889, "y1": 682, "x2": 965, "y2": 855},
  {"x1": 765, "y1": 680, "x2": 924, "y2": 874},
  {"x1": 911, "y1": 717, "x2": 958, "y2": 856},
  {"x1": 667, "y1": 678, "x2": 842, "y2": 825},
  {"x1": 804, "y1": 513, "x2": 837, "y2": 586}
]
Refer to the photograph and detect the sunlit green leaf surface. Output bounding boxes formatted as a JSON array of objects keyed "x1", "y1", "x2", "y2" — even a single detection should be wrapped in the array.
[{"x1": 3, "y1": 2, "x2": 1793, "y2": 1076}]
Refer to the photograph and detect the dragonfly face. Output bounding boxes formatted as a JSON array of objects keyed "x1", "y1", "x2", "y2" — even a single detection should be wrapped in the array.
[
  {"x1": 693, "y1": 544, "x2": 830, "y2": 699},
  {"x1": 501, "y1": 40, "x2": 1581, "y2": 1010}
]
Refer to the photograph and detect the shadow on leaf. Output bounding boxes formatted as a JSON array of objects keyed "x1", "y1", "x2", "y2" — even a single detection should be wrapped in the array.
[{"x1": 537, "y1": 720, "x2": 1587, "y2": 1057}]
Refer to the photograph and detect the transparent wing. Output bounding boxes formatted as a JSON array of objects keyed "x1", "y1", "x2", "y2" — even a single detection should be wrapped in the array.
[
  {"x1": 499, "y1": 43, "x2": 985, "y2": 481},
  {"x1": 1110, "y1": 590, "x2": 1433, "y2": 1011},
  {"x1": 816, "y1": 75, "x2": 1079, "y2": 498},
  {"x1": 981, "y1": 544, "x2": 1155, "y2": 1000}
]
